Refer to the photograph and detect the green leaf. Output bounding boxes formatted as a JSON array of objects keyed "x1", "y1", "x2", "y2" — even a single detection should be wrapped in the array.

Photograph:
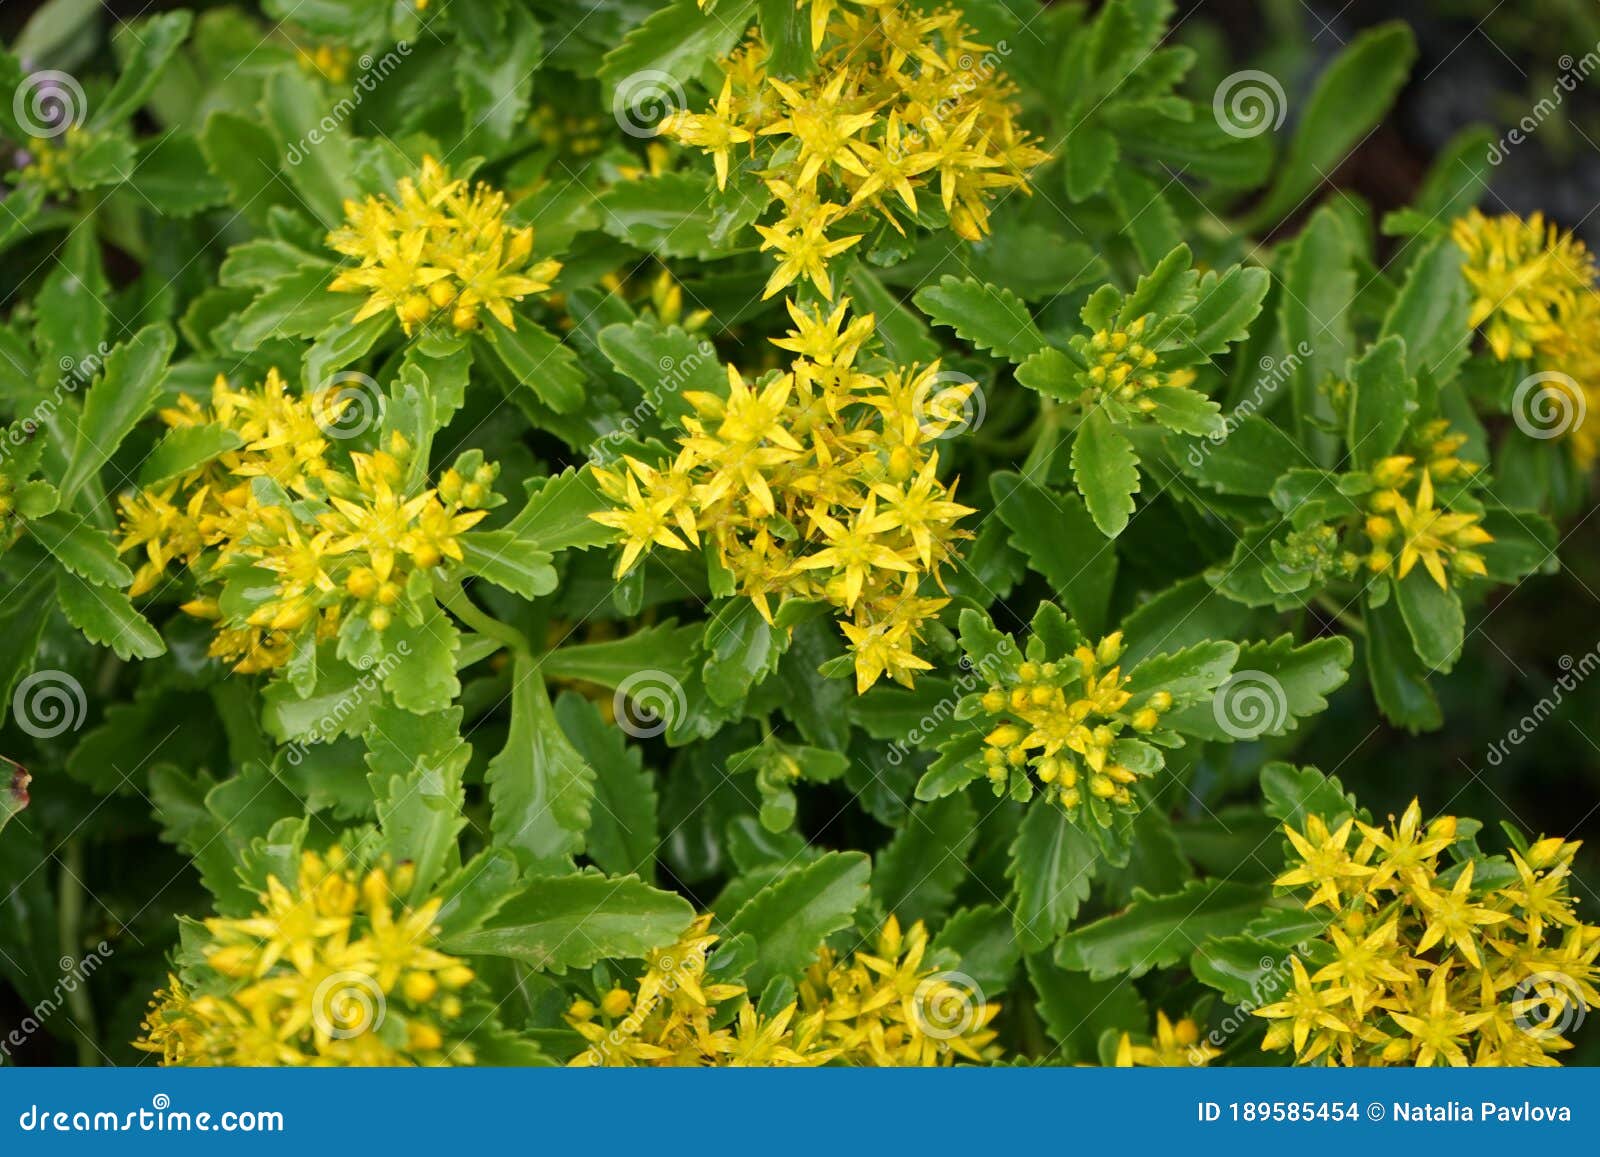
[
  {"x1": 1141, "y1": 385, "x2": 1225, "y2": 437},
  {"x1": 1260, "y1": 762, "x2": 1361, "y2": 831},
  {"x1": 1109, "y1": 168, "x2": 1183, "y2": 270},
  {"x1": 1279, "y1": 207, "x2": 1354, "y2": 462},
  {"x1": 366, "y1": 707, "x2": 469, "y2": 900},
  {"x1": 481, "y1": 318, "x2": 587, "y2": 414},
  {"x1": 1191, "y1": 936, "x2": 1295, "y2": 1006},
  {"x1": 26, "y1": 513, "x2": 131, "y2": 587},
  {"x1": 932, "y1": 904, "x2": 1022, "y2": 996},
  {"x1": 541, "y1": 621, "x2": 700, "y2": 691},
  {"x1": 1346, "y1": 335, "x2": 1414, "y2": 468},
  {"x1": 912, "y1": 276, "x2": 1045, "y2": 363},
  {"x1": 1176, "y1": 414, "x2": 1301, "y2": 497},
  {"x1": 1366, "y1": 595, "x2": 1443, "y2": 732},
  {"x1": 504, "y1": 468, "x2": 615, "y2": 553},
  {"x1": 458, "y1": 531, "x2": 558, "y2": 599},
  {"x1": 0, "y1": 581, "x2": 54, "y2": 728},
  {"x1": 1170, "y1": 634, "x2": 1353, "y2": 739},
  {"x1": 382, "y1": 603, "x2": 461, "y2": 713},
  {"x1": 92, "y1": 12, "x2": 194, "y2": 129},
  {"x1": 1394, "y1": 571, "x2": 1464, "y2": 674},
  {"x1": 61, "y1": 324, "x2": 176, "y2": 505},
  {"x1": 1071, "y1": 406, "x2": 1140, "y2": 537},
  {"x1": 597, "y1": 321, "x2": 723, "y2": 425},
  {"x1": 138, "y1": 423, "x2": 243, "y2": 487},
  {"x1": 1166, "y1": 265, "x2": 1271, "y2": 367},
  {"x1": 1379, "y1": 234, "x2": 1471, "y2": 384},
  {"x1": 989, "y1": 471, "x2": 1116, "y2": 636},
  {"x1": 1117, "y1": 244, "x2": 1197, "y2": 326},
  {"x1": 486, "y1": 657, "x2": 596, "y2": 873},
  {"x1": 261, "y1": 66, "x2": 355, "y2": 226},
  {"x1": 599, "y1": 0, "x2": 758, "y2": 105},
  {"x1": 1, "y1": 762, "x2": 29, "y2": 838},
  {"x1": 1244, "y1": 23, "x2": 1418, "y2": 228},
  {"x1": 440, "y1": 872, "x2": 694, "y2": 971},
  {"x1": 1054, "y1": 879, "x2": 1270, "y2": 979},
  {"x1": 200, "y1": 111, "x2": 298, "y2": 228},
  {"x1": 701, "y1": 598, "x2": 785, "y2": 707},
  {"x1": 127, "y1": 133, "x2": 229, "y2": 216},
  {"x1": 871, "y1": 795, "x2": 977, "y2": 925},
  {"x1": 1063, "y1": 123, "x2": 1119, "y2": 201},
  {"x1": 1008, "y1": 805, "x2": 1098, "y2": 954},
  {"x1": 595, "y1": 171, "x2": 738, "y2": 259},
  {"x1": 725, "y1": 851, "x2": 871, "y2": 991},
  {"x1": 1026, "y1": 953, "x2": 1147, "y2": 1062},
  {"x1": 55, "y1": 572, "x2": 164, "y2": 660},
  {"x1": 554, "y1": 692, "x2": 659, "y2": 878}
]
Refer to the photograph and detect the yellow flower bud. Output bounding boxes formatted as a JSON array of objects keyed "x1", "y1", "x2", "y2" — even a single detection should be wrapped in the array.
[
  {"x1": 600, "y1": 987, "x2": 632, "y2": 1017},
  {"x1": 402, "y1": 972, "x2": 439, "y2": 1003}
]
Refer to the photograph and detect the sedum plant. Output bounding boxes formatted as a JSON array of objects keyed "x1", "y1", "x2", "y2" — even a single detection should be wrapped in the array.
[{"x1": 0, "y1": 0, "x2": 1596, "y2": 1070}]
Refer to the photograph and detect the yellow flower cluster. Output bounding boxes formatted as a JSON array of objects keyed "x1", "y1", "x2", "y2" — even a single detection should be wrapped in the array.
[
  {"x1": 1081, "y1": 315, "x2": 1197, "y2": 408},
  {"x1": 1359, "y1": 429, "x2": 1491, "y2": 590},
  {"x1": 798, "y1": 915, "x2": 1002, "y2": 1065},
  {"x1": 295, "y1": 40, "x2": 354, "y2": 85},
  {"x1": 327, "y1": 156, "x2": 562, "y2": 334},
  {"x1": 664, "y1": 0, "x2": 1047, "y2": 298},
  {"x1": 976, "y1": 632, "x2": 1173, "y2": 818},
  {"x1": 135, "y1": 849, "x2": 477, "y2": 1066},
  {"x1": 1452, "y1": 209, "x2": 1600, "y2": 466},
  {"x1": 590, "y1": 297, "x2": 974, "y2": 692},
  {"x1": 566, "y1": 915, "x2": 835, "y2": 1066},
  {"x1": 1256, "y1": 801, "x2": 1600, "y2": 1066},
  {"x1": 1115, "y1": 1011, "x2": 1220, "y2": 1067},
  {"x1": 116, "y1": 370, "x2": 490, "y2": 672}
]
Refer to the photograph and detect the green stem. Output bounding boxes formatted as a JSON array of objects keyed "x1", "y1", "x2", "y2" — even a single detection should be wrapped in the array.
[
  {"x1": 57, "y1": 840, "x2": 99, "y2": 1066},
  {"x1": 1314, "y1": 594, "x2": 1367, "y2": 637},
  {"x1": 435, "y1": 579, "x2": 529, "y2": 656}
]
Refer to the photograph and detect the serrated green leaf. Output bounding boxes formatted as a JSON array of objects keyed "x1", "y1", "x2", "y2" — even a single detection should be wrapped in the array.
[
  {"x1": 139, "y1": 423, "x2": 243, "y2": 487},
  {"x1": 486, "y1": 657, "x2": 596, "y2": 872},
  {"x1": 1054, "y1": 879, "x2": 1270, "y2": 979},
  {"x1": 990, "y1": 470, "x2": 1116, "y2": 636},
  {"x1": 1379, "y1": 234, "x2": 1471, "y2": 384},
  {"x1": 1394, "y1": 570, "x2": 1464, "y2": 674},
  {"x1": 726, "y1": 851, "x2": 871, "y2": 991},
  {"x1": 61, "y1": 324, "x2": 175, "y2": 505},
  {"x1": 55, "y1": 572, "x2": 164, "y2": 660},
  {"x1": 872, "y1": 795, "x2": 977, "y2": 925},
  {"x1": 26, "y1": 513, "x2": 131, "y2": 587},
  {"x1": 1008, "y1": 804, "x2": 1098, "y2": 953},
  {"x1": 441, "y1": 872, "x2": 694, "y2": 971},
  {"x1": 913, "y1": 276, "x2": 1045, "y2": 363},
  {"x1": 1072, "y1": 406, "x2": 1140, "y2": 537},
  {"x1": 1347, "y1": 335, "x2": 1414, "y2": 468},
  {"x1": 554, "y1": 692, "x2": 659, "y2": 878}
]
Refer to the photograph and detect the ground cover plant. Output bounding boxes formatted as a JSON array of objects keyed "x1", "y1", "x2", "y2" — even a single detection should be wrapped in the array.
[{"x1": 2, "y1": 0, "x2": 1599, "y2": 1068}]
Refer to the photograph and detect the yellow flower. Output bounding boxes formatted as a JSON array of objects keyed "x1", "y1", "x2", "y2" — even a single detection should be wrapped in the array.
[
  {"x1": 328, "y1": 156, "x2": 561, "y2": 335},
  {"x1": 1115, "y1": 1011, "x2": 1219, "y2": 1067},
  {"x1": 1260, "y1": 798, "x2": 1600, "y2": 1066},
  {"x1": 589, "y1": 297, "x2": 973, "y2": 692},
  {"x1": 135, "y1": 849, "x2": 478, "y2": 1066},
  {"x1": 975, "y1": 637, "x2": 1175, "y2": 819},
  {"x1": 116, "y1": 372, "x2": 495, "y2": 672},
  {"x1": 1452, "y1": 209, "x2": 1594, "y2": 361},
  {"x1": 658, "y1": 0, "x2": 1046, "y2": 292},
  {"x1": 797, "y1": 915, "x2": 1001, "y2": 1065},
  {"x1": 1362, "y1": 461, "x2": 1492, "y2": 590}
]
